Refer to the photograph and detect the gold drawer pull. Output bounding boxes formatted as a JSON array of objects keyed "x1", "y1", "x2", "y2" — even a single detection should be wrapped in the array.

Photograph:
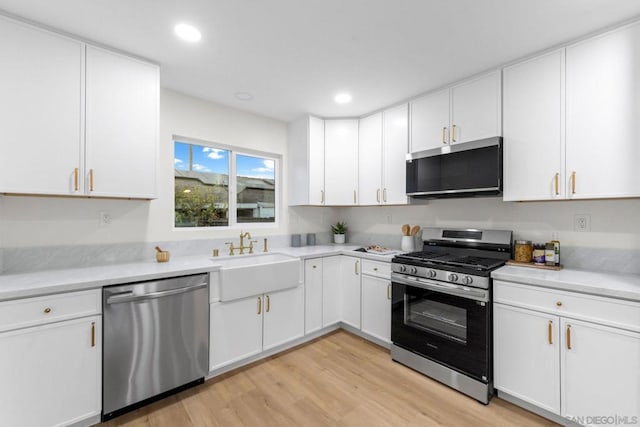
[
  {"x1": 387, "y1": 284, "x2": 391, "y2": 300},
  {"x1": 442, "y1": 127, "x2": 447, "y2": 144},
  {"x1": 91, "y1": 322, "x2": 96, "y2": 347},
  {"x1": 554, "y1": 173, "x2": 559, "y2": 195},
  {"x1": 556, "y1": 301, "x2": 562, "y2": 307},
  {"x1": 373, "y1": 267, "x2": 378, "y2": 271},
  {"x1": 266, "y1": 295, "x2": 270, "y2": 313},
  {"x1": 566, "y1": 325, "x2": 572, "y2": 350},
  {"x1": 43, "y1": 307, "x2": 52, "y2": 314},
  {"x1": 73, "y1": 168, "x2": 79, "y2": 192},
  {"x1": 89, "y1": 169, "x2": 95, "y2": 192},
  {"x1": 452, "y1": 124, "x2": 457, "y2": 142},
  {"x1": 257, "y1": 297, "x2": 262, "y2": 315},
  {"x1": 548, "y1": 320, "x2": 553, "y2": 345},
  {"x1": 571, "y1": 171, "x2": 576, "y2": 195},
  {"x1": 376, "y1": 189, "x2": 380, "y2": 203}
]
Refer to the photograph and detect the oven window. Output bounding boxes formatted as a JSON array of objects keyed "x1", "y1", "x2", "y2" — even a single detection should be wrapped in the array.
[{"x1": 405, "y1": 298, "x2": 468, "y2": 343}]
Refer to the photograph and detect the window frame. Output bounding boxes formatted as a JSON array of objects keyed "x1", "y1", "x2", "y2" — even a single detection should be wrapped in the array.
[{"x1": 172, "y1": 135, "x2": 281, "y2": 230}]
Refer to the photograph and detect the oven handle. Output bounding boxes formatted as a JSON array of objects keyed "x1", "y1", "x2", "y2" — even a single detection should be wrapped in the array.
[{"x1": 391, "y1": 274, "x2": 489, "y2": 302}]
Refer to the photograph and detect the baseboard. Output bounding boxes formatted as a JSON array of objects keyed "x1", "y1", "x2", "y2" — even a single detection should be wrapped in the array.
[
  {"x1": 496, "y1": 390, "x2": 580, "y2": 427},
  {"x1": 339, "y1": 323, "x2": 391, "y2": 349}
]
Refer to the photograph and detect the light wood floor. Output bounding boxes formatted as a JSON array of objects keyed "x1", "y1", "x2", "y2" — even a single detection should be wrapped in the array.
[{"x1": 101, "y1": 330, "x2": 557, "y2": 426}]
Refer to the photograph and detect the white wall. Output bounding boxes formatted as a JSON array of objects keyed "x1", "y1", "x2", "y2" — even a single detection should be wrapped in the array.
[
  {"x1": 0, "y1": 89, "x2": 333, "y2": 248},
  {"x1": 339, "y1": 197, "x2": 640, "y2": 250}
]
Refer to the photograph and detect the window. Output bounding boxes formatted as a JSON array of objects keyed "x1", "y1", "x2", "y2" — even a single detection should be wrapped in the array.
[{"x1": 174, "y1": 139, "x2": 278, "y2": 228}]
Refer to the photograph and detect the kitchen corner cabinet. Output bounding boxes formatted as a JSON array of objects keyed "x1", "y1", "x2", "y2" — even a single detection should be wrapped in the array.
[
  {"x1": 85, "y1": 46, "x2": 158, "y2": 198},
  {"x1": 210, "y1": 285, "x2": 304, "y2": 370},
  {"x1": 358, "y1": 105, "x2": 408, "y2": 205},
  {"x1": 287, "y1": 115, "x2": 325, "y2": 205},
  {"x1": 410, "y1": 71, "x2": 501, "y2": 153},
  {"x1": 324, "y1": 119, "x2": 359, "y2": 205},
  {"x1": 565, "y1": 21, "x2": 640, "y2": 199},
  {"x1": 0, "y1": 290, "x2": 102, "y2": 427},
  {"x1": 503, "y1": 49, "x2": 565, "y2": 201},
  {"x1": 341, "y1": 256, "x2": 361, "y2": 329},
  {"x1": 0, "y1": 15, "x2": 158, "y2": 199},
  {"x1": 493, "y1": 280, "x2": 640, "y2": 423}
]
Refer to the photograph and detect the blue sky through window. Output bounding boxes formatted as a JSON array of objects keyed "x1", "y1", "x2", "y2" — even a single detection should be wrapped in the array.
[
  {"x1": 174, "y1": 142, "x2": 229, "y2": 174},
  {"x1": 237, "y1": 154, "x2": 275, "y2": 179}
]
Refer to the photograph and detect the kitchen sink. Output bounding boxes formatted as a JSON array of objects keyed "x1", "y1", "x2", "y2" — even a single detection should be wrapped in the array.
[{"x1": 212, "y1": 253, "x2": 301, "y2": 301}]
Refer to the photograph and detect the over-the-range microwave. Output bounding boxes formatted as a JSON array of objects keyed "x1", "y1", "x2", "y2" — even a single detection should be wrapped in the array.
[{"x1": 406, "y1": 137, "x2": 502, "y2": 199}]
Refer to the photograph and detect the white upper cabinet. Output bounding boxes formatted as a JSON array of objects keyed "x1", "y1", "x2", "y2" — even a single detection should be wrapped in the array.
[
  {"x1": 450, "y1": 70, "x2": 502, "y2": 144},
  {"x1": 324, "y1": 119, "x2": 359, "y2": 205},
  {"x1": 410, "y1": 88, "x2": 450, "y2": 152},
  {"x1": 0, "y1": 16, "x2": 159, "y2": 199},
  {"x1": 288, "y1": 115, "x2": 325, "y2": 205},
  {"x1": 85, "y1": 46, "x2": 158, "y2": 199},
  {"x1": 382, "y1": 104, "x2": 408, "y2": 204},
  {"x1": 358, "y1": 112, "x2": 383, "y2": 205},
  {"x1": 566, "y1": 22, "x2": 640, "y2": 199},
  {"x1": 0, "y1": 17, "x2": 84, "y2": 196},
  {"x1": 503, "y1": 50, "x2": 565, "y2": 201},
  {"x1": 410, "y1": 71, "x2": 501, "y2": 153}
]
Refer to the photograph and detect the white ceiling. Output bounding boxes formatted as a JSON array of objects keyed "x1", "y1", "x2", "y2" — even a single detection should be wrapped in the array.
[{"x1": 2, "y1": 0, "x2": 640, "y2": 122}]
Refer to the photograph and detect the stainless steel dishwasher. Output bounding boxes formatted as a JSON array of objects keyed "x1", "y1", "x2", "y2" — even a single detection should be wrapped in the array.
[{"x1": 102, "y1": 273, "x2": 209, "y2": 421}]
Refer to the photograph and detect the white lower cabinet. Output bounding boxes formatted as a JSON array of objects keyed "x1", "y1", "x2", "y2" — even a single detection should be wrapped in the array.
[
  {"x1": 341, "y1": 256, "x2": 361, "y2": 329},
  {"x1": 361, "y1": 275, "x2": 392, "y2": 344},
  {"x1": 322, "y1": 256, "x2": 342, "y2": 327},
  {"x1": 210, "y1": 285, "x2": 304, "y2": 370},
  {"x1": 304, "y1": 258, "x2": 324, "y2": 334},
  {"x1": 494, "y1": 280, "x2": 640, "y2": 425},
  {"x1": 0, "y1": 291, "x2": 102, "y2": 427}
]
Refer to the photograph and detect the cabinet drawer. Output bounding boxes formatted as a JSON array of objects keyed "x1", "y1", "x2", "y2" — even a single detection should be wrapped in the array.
[
  {"x1": 0, "y1": 289, "x2": 101, "y2": 332},
  {"x1": 494, "y1": 280, "x2": 640, "y2": 332},
  {"x1": 361, "y1": 260, "x2": 390, "y2": 278}
]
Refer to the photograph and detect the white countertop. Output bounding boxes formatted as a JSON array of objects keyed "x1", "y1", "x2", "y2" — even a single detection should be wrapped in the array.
[
  {"x1": 0, "y1": 245, "x2": 397, "y2": 301},
  {"x1": 492, "y1": 265, "x2": 640, "y2": 302}
]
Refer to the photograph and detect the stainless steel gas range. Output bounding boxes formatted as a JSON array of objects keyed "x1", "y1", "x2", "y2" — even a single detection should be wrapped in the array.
[{"x1": 390, "y1": 227, "x2": 512, "y2": 404}]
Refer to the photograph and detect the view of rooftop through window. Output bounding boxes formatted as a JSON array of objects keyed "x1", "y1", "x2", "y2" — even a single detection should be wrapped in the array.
[{"x1": 174, "y1": 141, "x2": 276, "y2": 227}]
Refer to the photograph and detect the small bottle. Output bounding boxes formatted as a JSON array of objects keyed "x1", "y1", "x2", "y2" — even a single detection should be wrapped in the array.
[
  {"x1": 533, "y1": 244, "x2": 546, "y2": 265},
  {"x1": 545, "y1": 243, "x2": 556, "y2": 266},
  {"x1": 551, "y1": 240, "x2": 560, "y2": 266}
]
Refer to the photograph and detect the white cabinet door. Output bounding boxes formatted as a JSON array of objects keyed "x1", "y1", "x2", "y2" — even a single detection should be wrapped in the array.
[
  {"x1": 0, "y1": 316, "x2": 101, "y2": 427},
  {"x1": 361, "y1": 276, "x2": 391, "y2": 343},
  {"x1": 324, "y1": 120, "x2": 359, "y2": 205},
  {"x1": 494, "y1": 304, "x2": 561, "y2": 414},
  {"x1": 382, "y1": 103, "x2": 408, "y2": 204},
  {"x1": 503, "y1": 50, "x2": 565, "y2": 201},
  {"x1": 210, "y1": 296, "x2": 263, "y2": 370},
  {"x1": 358, "y1": 113, "x2": 383, "y2": 205},
  {"x1": 263, "y1": 286, "x2": 304, "y2": 350},
  {"x1": 561, "y1": 318, "x2": 640, "y2": 422},
  {"x1": 308, "y1": 116, "x2": 326, "y2": 205},
  {"x1": 304, "y1": 258, "x2": 324, "y2": 334},
  {"x1": 0, "y1": 17, "x2": 84, "y2": 196},
  {"x1": 566, "y1": 23, "x2": 640, "y2": 199},
  {"x1": 322, "y1": 256, "x2": 342, "y2": 327},
  {"x1": 85, "y1": 46, "x2": 158, "y2": 199},
  {"x1": 410, "y1": 88, "x2": 450, "y2": 152},
  {"x1": 450, "y1": 71, "x2": 502, "y2": 144},
  {"x1": 341, "y1": 256, "x2": 361, "y2": 329}
]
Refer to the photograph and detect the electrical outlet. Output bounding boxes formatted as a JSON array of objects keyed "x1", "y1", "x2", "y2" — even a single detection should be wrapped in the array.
[
  {"x1": 99, "y1": 211, "x2": 112, "y2": 227},
  {"x1": 574, "y1": 214, "x2": 590, "y2": 232}
]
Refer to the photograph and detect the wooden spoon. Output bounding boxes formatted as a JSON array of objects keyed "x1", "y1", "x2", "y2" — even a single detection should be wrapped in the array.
[
  {"x1": 410, "y1": 225, "x2": 421, "y2": 236},
  {"x1": 401, "y1": 224, "x2": 410, "y2": 236}
]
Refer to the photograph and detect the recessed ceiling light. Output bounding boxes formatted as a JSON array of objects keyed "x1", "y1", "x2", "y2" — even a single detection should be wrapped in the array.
[
  {"x1": 334, "y1": 93, "x2": 352, "y2": 104},
  {"x1": 235, "y1": 92, "x2": 254, "y2": 101},
  {"x1": 174, "y1": 23, "x2": 201, "y2": 43}
]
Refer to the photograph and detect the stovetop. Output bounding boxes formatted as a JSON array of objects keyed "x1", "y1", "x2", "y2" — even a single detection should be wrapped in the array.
[{"x1": 394, "y1": 250, "x2": 507, "y2": 272}]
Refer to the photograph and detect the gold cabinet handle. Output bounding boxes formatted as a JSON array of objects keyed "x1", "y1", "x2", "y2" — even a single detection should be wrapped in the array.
[
  {"x1": 442, "y1": 127, "x2": 447, "y2": 144},
  {"x1": 266, "y1": 295, "x2": 270, "y2": 313},
  {"x1": 548, "y1": 320, "x2": 553, "y2": 345},
  {"x1": 452, "y1": 124, "x2": 457, "y2": 142},
  {"x1": 355, "y1": 260, "x2": 359, "y2": 275},
  {"x1": 556, "y1": 301, "x2": 562, "y2": 307},
  {"x1": 383, "y1": 188, "x2": 387, "y2": 203},
  {"x1": 89, "y1": 169, "x2": 95, "y2": 192},
  {"x1": 566, "y1": 325, "x2": 572, "y2": 350},
  {"x1": 320, "y1": 190, "x2": 325, "y2": 204},
  {"x1": 73, "y1": 168, "x2": 79, "y2": 192},
  {"x1": 373, "y1": 267, "x2": 378, "y2": 271},
  {"x1": 554, "y1": 173, "x2": 559, "y2": 195},
  {"x1": 43, "y1": 307, "x2": 51, "y2": 314},
  {"x1": 312, "y1": 264, "x2": 317, "y2": 269},
  {"x1": 387, "y1": 284, "x2": 391, "y2": 300},
  {"x1": 91, "y1": 322, "x2": 96, "y2": 347},
  {"x1": 353, "y1": 190, "x2": 357, "y2": 204},
  {"x1": 571, "y1": 171, "x2": 576, "y2": 195},
  {"x1": 257, "y1": 297, "x2": 262, "y2": 315},
  {"x1": 376, "y1": 188, "x2": 381, "y2": 203}
]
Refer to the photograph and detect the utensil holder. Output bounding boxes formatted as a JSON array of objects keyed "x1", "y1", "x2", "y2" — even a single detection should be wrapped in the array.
[{"x1": 401, "y1": 236, "x2": 415, "y2": 252}]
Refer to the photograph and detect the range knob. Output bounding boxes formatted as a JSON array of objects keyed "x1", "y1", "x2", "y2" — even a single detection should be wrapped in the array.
[
  {"x1": 448, "y1": 273, "x2": 459, "y2": 282},
  {"x1": 400, "y1": 265, "x2": 407, "y2": 273},
  {"x1": 428, "y1": 269, "x2": 437, "y2": 278},
  {"x1": 463, "y1": 276, "x2": 474, "y2": 285},
  {"x1": 410, "y1": 267, "x2": 418, "y2": 275}
]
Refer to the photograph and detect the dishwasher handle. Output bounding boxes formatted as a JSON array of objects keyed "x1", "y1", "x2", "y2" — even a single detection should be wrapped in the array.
[{"x1": 106, "y1": 282, "x2": 208, "y2": 305}]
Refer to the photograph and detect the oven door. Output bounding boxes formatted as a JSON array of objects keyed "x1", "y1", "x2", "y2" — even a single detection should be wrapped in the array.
[{"x1": 391, "y1": 274, "x2": 490, "y2": 382}]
